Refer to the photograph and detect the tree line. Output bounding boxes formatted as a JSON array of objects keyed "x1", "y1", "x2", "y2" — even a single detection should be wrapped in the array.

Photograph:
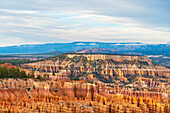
[{"x1": 0, "y1": 66, "x2": 35, "y2": 78}]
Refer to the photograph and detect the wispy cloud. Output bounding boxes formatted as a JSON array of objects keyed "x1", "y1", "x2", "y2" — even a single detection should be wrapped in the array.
[
  {"x1": 0, "y1": 0, "x2": 169, "y2": 46},
  {"x1": 0, "y1": 8, "x2": 39, "y2": 14}
]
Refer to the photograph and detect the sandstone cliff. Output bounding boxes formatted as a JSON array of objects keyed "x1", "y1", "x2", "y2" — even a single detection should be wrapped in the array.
[{"x1": 0, "y1": 79, "x2": 169, "y2": 113}]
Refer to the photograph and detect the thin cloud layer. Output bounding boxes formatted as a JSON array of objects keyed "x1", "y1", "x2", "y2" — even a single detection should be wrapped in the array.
[{"x1": 0, "y1": 0, "x2": 170, "y2": 46}]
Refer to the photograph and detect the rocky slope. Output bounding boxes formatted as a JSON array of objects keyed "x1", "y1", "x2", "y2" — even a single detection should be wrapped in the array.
[{"x1": 23, "y1": 53, "x2": 170, "y2": 85}]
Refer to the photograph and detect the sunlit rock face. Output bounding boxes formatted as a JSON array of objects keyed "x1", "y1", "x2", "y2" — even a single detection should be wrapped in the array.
[
  {"x1": 0, "y1": 79, "x2": 169, "y2": 113},
  {"x1": 67, "y1": 54, "x2": 151, "y2": 62},
  {"x1": 63, "y1": 82, "x2": 96, "y2": 100},
  {"x1": 13, "y1": 54, "x2": 169, "y2": 112}
]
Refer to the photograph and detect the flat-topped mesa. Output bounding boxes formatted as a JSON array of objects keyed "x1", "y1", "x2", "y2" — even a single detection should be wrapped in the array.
[
  {"x1": 22, "y1": 53, "x2": 170, "y2": 85},
  {"x1": 67, "y1": 53, "x2": 151, "y2": 62}
]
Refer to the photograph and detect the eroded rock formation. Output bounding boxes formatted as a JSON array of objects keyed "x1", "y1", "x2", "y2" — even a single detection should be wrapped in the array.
[
  {"x1": 22, "y1": 53, "x2": 170, "y2": 85},
  {"x1": 0, "y1": 79, "x2": 169, "y2": 113}
]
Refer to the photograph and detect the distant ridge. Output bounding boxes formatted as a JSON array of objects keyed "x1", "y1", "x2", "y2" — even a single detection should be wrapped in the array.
[
  {"x1": 60, "y1": 53, "x2": 141, "y2": 56},
  {"x1": 37, "y1": 51, "x2": 61, "y2": 55},
  {"x1": 75, "y1": 48, "x2": 116, "y2": 54},
  {"x1": 0, "y1": 42, "x2": 169, "y2": 56}
]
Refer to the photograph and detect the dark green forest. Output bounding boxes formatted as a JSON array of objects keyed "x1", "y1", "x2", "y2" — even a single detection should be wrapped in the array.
[{"x1": 0, "y1": 66, "x2": 34, "y2": 78}]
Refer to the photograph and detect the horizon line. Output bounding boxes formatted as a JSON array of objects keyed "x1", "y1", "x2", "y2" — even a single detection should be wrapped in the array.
[{"x1": 0, "y1": 41, "x2": 169, "y2": 47}]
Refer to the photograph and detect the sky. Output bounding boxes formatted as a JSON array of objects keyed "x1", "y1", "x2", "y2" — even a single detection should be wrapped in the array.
[{"x1": 0, "y1": 0, "x2": 170, "y2": 46}]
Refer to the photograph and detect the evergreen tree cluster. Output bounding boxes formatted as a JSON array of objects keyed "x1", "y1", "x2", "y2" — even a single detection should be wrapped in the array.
[{"x1": 0, "y1": 66, "x2": 34, "y2": 78}]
